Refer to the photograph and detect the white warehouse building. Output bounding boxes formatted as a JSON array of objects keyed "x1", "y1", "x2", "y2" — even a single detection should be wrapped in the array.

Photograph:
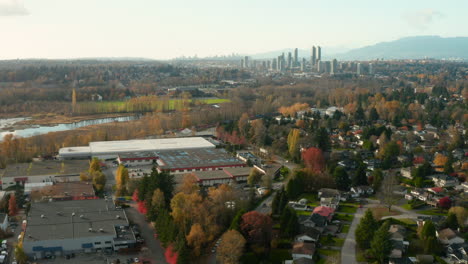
[{"x1": 58, "y1": 137, "x2": 216, "y2": 160}]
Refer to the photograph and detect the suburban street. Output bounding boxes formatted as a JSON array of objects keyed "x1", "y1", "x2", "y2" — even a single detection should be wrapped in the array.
[{"x1": 341, "y1": 199, "x2": 425, "y2": 264}]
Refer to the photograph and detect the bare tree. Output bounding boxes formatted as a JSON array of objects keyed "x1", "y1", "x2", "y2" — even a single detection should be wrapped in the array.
[{"x1": 378, "y1": 171, "x2": 400, "y2": 211}]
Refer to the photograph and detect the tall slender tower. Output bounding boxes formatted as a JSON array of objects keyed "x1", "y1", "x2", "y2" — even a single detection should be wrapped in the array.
[
  {"x1": 317, "y1": 46, "x2": 322, "y2": 62},
  {"x1": 311, "y1": 46, "x2": 317, "y2": 66},
  {"x1": 294, "y1": 48, "x2": 298, "y2": 66}
]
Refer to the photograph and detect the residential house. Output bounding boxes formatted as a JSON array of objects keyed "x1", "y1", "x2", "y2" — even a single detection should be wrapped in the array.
[
  {"x1": 452, "y1": 149, "x2": 466, "y2": 160},
  {"x1": 299, "y1": 214, "x2": 328, "y2": 232},
  {"x1": 430, "y1": 174, "x2": 459, "y2": 188},
  {"x1": 388, "y1": 257, "x2": 418, "y2": 264},
  {"x1": 0, "y1": 213, "x2": 8, "y2": 231},
  {"x1": 417, "y1": 216, "x2": 446, "y2": 229},
  {"x1": 323, "y1": 225, "x2": 340, "y2": 236},
  {"x1": 318, "y1": 188, "x2": 341, "y2": 200},
  {"x1": 295, "y1": 228, "x2": 321, "y2": 243},
  {"x1": 410, "y1": 188, "x2": 425, "y2": 198},
  {"x1": 363, "y1": 159, "x2": 381, "y2": 170},
  {"x1": 337, "y1": 160, "x2": 357, "y2": 170},
  {"x1": 462, "y1": 182, "x2": 468, "y2": 193},
  {"x1": 284, "y1": 257, "x2": 315, "y2": 264},
  {"x1": 292, "y1": 242, "x2": 316, "y2": 260},
  {"x1": 320, "y1": 197, "x2": 340, "y2": 209},
  {"x1": 447, "y1": 243, "x2": 468, "y2": 264},
  {"x1": 427, "y1": 187, "x2": 444, "y2": 195},
  {"x1": 388, "y1": 225, "x2": 409, "y2": 259},
  {"x1": 400, "y1": 167, "x2": 413, "y2": 179},
  {"x1": 437, "y1": 228, "x2": 465, "y2": 245},
  {"x1": 350, "y1": 186, "x2": 374, "y2": 197},
  {"x1": 393, "y1": 186, "x2": 408, "y2": 196},
  {"x1": 312, "y1": 206, "x2": 335, "y2": 221}
]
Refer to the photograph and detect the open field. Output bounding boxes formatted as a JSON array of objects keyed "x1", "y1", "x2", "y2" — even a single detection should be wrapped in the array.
[{"x1": 74, "y1": 98, "x2": 230, "y2": 115}]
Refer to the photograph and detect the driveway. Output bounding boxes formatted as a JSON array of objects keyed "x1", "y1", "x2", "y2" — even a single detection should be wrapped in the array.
[{"x1": 124, "y1": 206, "x2": 168, "y2": 264}]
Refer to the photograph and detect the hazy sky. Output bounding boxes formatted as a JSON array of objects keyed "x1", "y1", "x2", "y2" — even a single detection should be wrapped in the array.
[{"x1": 0, "y1": 0, "x2": 467, "y2": 60}]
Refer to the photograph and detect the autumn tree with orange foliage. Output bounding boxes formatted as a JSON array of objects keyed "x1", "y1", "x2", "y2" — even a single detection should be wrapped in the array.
[
  {"x1": 301, "y1": 147, "x2": 326, "y2": 174},
  {"x1": 434, "y1": 154, "x2": 448, "y2": 172},
  {"x1": 240, "y1": 211, "x2": 272, "y2": 247},
  {"x1": 9, "y1": 194, "x2": 18, "y2": 216},
  {"x1": 186, "y1": 223, "x2": 207, "y2": 256},
  {"x1": 278, "y1": 103, "x2": 309, "y2": 117}
]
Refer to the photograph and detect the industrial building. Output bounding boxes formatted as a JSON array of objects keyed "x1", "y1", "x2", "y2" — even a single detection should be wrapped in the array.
[
  {"x1": 117, "y1": 152, "x2": 158, "y2": 167},
  {"x1": 191, "y1": 167, "x2": 251, "y2": 186},
  {"x1": 58, "y1": 137, "x2": 215, "y2": 160},
  {"x1": 23, "y1": 199, "x2": 136, "y2": 259},
  {"x1": 27, "y1": 182, "x2": 97, "y2": 201},
  {"x1": 0, "y1": 160, "x2": 89, "y2": 188},
  {"x1": 155, "y1": 148, "x2": 245, "y2": 174}
]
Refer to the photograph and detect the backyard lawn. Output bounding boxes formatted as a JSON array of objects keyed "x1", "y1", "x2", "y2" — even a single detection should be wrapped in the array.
[
  {"x1": 337, "y1": 204, "x2": 358, "y2": 214},
  {"x1": 341, "y1": 224, "x2": 350, "y2": 234},
  {"x1": 319, "y1": 236, "x2": 345, "y2": 247},
  {"x1": 333, "y1": 213, "x2": 354, "y2": 222}
]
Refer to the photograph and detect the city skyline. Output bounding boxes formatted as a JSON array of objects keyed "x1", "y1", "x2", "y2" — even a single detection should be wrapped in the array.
[{"x1": 0, "y1": 0, "x2": 467, "y2": 60}]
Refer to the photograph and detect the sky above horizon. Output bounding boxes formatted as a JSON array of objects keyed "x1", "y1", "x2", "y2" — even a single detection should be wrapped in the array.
[{"x1": 0, "y1": 0, "x2": 467, "y2": 60}]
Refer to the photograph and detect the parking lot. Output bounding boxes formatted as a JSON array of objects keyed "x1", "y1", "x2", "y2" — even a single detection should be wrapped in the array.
[{"x1": 33, "y1": 252, "x2": 148, "y2": 264}]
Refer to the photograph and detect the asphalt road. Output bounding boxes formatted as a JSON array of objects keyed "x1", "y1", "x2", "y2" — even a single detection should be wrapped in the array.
[
  {"x1": 125, "y1": 206, "x2": 168, "y2": 264},
  {"x1": 340, "y1": 200, "x2": 425, "y2": 264}
]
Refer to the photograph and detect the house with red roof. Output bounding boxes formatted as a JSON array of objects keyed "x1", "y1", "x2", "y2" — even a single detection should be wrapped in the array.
[{"x1": 312, "y1": 206, "x2": 335, "y2": 221}]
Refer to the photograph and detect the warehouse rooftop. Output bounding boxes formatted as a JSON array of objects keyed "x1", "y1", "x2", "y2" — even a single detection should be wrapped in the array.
[
  {"x1": 89, "y1": 137, "x2": 214, "y2": 155},
  {"x1": 58, "y1": 137, "x2": 215, "y2": 159},
  {"x1": 1, "y1": 160, "x2": 89, "y2": 178},
  {"x1": 24, "y1": 199, "x2": 132, "y2": 241},
  {"x1": 156, "y1": 148, "x2": 245, "y2": 171}
]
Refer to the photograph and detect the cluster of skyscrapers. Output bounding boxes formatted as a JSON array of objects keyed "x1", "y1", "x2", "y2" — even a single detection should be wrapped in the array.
[{"x1": 241, "y1": 46, "x2": 374, "y2": 76}]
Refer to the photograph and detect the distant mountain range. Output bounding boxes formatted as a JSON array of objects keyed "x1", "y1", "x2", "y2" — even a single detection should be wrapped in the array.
[
  {"x1": 249, "y1": 36, "x2": 468, "y2": 61},
  {"x1": 335, "y1": 36, "x2": 468, "y2": 60}
]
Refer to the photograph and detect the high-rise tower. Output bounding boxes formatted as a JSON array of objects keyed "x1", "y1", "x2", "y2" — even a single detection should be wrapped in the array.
[
  {"x1": 311, "y1": 46, "x2": 317, "y2": 66},
  {"x1": 294, "y1": 48, "x2": 298, "y2": 66}
]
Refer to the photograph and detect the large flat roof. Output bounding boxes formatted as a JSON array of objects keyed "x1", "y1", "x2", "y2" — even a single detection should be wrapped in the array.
[
  {"x1": 24, "y1": 199, "x2": 131, "y2": 241},
  {"x1": 156, "y1": 148, "x2": 244, "y2": 171},
  {"x1": 1, "y1": 160, "x2": 89, "y2": 178},
  {"x1": 89, "y1": 137, "x2": 214, "y2": 155},
  {"x1": 59, "y1": 137, "x2": 215, "y2": 158}
]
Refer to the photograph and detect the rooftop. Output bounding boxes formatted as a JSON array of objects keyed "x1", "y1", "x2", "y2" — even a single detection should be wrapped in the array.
[
  {"x1": 30, "y1": 182, "x2": 96, "y2": 199},
  {"x1": 58, "y1": 137, "x2": 215, "y2": 157},
  {"x1": 192, "y1": 170, "x2": 230, "y2": 181},
  {"x1": 89, "y1": 137, "x2": 214, "y2": 155},
  {"x1": 1, "y1": 160, "x2": 89, "y2": 178},
  {"x1": 156, "y1": 148, "x2": 244, "y2": 170},
  {"x1": 118, "y1": 152, "x2": 159, "y2": 160},
  {"x1": 24, "y1": 199, "x2": 132, "y2": 242},
  {"x1": 223, "y1": 167, "x2": 251, "y2": 177}
]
